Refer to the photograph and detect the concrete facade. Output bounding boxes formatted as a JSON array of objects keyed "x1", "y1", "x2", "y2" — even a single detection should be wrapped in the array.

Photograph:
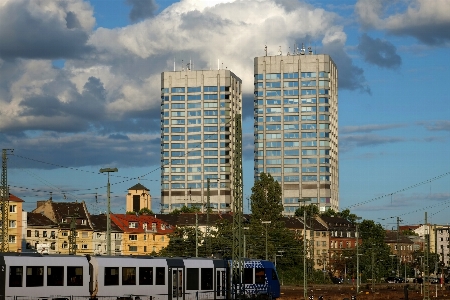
[
  {"x1": 253, "y1": 52, "x2": 339, "y2": 215},
  {"x1": 160, "y1": 69, "x2": 242, "y2": 213}
]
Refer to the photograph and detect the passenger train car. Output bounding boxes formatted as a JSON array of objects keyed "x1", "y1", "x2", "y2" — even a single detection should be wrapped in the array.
[{"x1": 0, "y1": 253, "x2": 280, "y2": 300}]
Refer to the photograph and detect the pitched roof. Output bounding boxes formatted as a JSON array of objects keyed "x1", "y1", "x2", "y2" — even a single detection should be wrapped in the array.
[
  {"x1": 90, "y1": 214, "x2": 123, "y2": 232},
  {"x1": 384, "y1": 231, "x2": 414, "y2": 244},
  {"x1": 155, "y1": 213, "x2": 236, "y2": 227},
  {"x1": 128, "y1": 183, "x2": 149, "y2": 191},
  {"x1": 110, "y1": 214, "x2": 174, "y2": 235},
  {"x1": 27, "y1": 213, "x2": 57, "y2": 227},
  {"x1": 9, "y1": 193, "x2": 24, "y2": 203},
  {"x1": 319, "y1": 215, "x2": 355, "y2": 230}
]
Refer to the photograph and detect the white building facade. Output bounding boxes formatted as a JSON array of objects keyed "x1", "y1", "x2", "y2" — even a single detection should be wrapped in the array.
[
  {"x1": 253, "y1": 52, "x2": 339, "y2": 215},
  {"x1": 160, "y1": 69, "x2": 242, "y2": 213}
]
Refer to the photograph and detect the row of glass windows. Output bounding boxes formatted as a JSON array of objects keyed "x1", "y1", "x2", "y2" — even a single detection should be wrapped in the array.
[
  {"x1": 162, "y1": 102, "x2": 231, "y2": 109},
  {"x1": 256, "y1": 97, "x2": 329, "y2": 105},
  {"x1": 162, "y1": 158, "x2": 229, "y2": 165},
  {"x1": 162, "y1": 182, "x2": 229, "y2": 189},
  {"x1": 254, "y1": 164, "x2": 330, "y2": 172},
  {"x1": 163, "y1": 150, "x2": 230, "y2": 157},
  {"x1": 163, "y1": 134, "x2": 229, "y2": 141},
  {"x1": 256, "y1": 106, "x2": 329, "y2": 114},
  {"x1": 163, "y1": 142, "x2": 230, "y2": 149},
  {"x1": 166, "y1": 179, "x2": 231, "y2": 189},
  {"x1": 163, "y1": 110, "x2": 223, "y2": 116},
  {"x1": 163, "y1": 126, "x2": 230, "y2": 133},
  {"x1": 283, "y1": 198, "x2": 330, "y2": 204},
  {"x1": 255, "y1": 89, "x2": 329, "y2": 97},
  {"x1": 255, "y1": 81, "x2": 329, "y2": 88},
  {"x1": 162, "y1": 86, "x2": 230, "y2": 93},
  {"x1": 162, "y1": 94, "x2": 231, "y2": 101},
  {"x1": 254, "y1": 72, "x2": 329, "y2": 80},
  {"x1": 258, "y1": 140, "x2": 329, "y2": 147},
  {"x1": 252, "y1": 173, "x2": 330, "y2": 181},
  {"x1": 255, "y1": 155, "x2": 329, "y2": 164}
]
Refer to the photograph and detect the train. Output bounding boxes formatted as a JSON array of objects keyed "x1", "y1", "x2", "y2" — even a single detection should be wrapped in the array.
[{"x1": 0, "y1": 253, "x2": 280, "y2": 300}]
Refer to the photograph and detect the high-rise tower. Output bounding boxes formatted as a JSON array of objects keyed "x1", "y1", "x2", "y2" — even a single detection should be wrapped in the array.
[
  {"x1": 161, "y1": 69, "x2": 242, "y2": 213},
  {"x1": 254, "y1": 49, "x2": 338, "y2": 215}
]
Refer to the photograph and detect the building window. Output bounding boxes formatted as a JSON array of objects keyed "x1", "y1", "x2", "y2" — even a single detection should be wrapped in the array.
[
  {"x1": 82, "y1": 244, "x2": 88, "y2": 249},
  {"x1": 129, "y1": 222, "x2": 137, "y2": 228},
  {"x1": 129, "y1": 235, "x2": 137, "y2": 241},
  {"x1": 8, "y1": 235, "x2": 16, "y2": 243},
  {"x1": 144, "y1": 246, "x2": 147, "y2": 252},
  {"x1": 62, "y1": 231, "x2": 68, "y2": 237},
  {"x1": 43, "y1": 231, "x2": 47, "y2": 237},
  {"x1": 9, "y1": 220, "x2": 16, "y2": 228},
  {"x1": 9, "y1": 205, "x2": 16, "y2": 213},
  {"x1": 35, "y1": 231, "x2": 39, "y2": 237},
  {"x1": 129, "y1": 246, "x2": 137, "y2": 252},
  {"x1": 81, "y1": 220, "x2": 86, "y2": 225},
  {"x1": 50, "y1": 231, "x2": 56, "y2": 239},
  {"x1": 27, "y1": 230, "x2": 31, "y2": 237}
]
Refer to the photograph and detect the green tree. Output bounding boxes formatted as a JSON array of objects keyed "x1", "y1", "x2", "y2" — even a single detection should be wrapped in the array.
[
  {"x1": 158, "y1": 226, "x2": 199, "y2": 257},
  {"x1": 169, "y1": 205, "x2": 201, "y2": 215},
  {"x1": 295, "y1": 204, "x2": 320, "y2": 219}
]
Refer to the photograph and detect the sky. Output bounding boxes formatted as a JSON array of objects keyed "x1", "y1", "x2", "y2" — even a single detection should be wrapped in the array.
[{"x1": 0, "y1": 0, "x2": 449, "y2": 229}]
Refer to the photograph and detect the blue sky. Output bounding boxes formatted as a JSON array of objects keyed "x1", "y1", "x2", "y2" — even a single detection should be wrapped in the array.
[{"x1": 0, "y1": 0, "x2": 449, "y2": 228}]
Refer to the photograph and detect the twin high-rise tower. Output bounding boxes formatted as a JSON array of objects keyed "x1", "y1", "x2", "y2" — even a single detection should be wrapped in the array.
[{"x1": 161, "y1": 50, "x2": 338, "y2": 215}]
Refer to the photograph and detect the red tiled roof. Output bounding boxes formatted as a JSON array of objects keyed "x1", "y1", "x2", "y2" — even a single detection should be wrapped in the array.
[
  {"x1": 9, "y1": 193, "x2": 24, "y2": 202},
  {"x1": 110, "y1": 214, "x2": 174, "y2": 235}
]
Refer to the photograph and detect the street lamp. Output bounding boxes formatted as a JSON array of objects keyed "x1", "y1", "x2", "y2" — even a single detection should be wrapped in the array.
[
  {"x1": 261, "y1": 221, "x2": 271, "y2": 260},
  {"x1": 355, "y1": 217, "x2": 362, "y2": 294},
  {"x1": 100, "y1": 167, "x2": 118, "y2": 256}
]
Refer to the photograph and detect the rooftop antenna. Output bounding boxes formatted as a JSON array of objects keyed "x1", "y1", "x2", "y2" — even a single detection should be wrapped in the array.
[
  {"x1": 308, "y1": 46, "x2": 313, "y2": 55},
  {"x1": 300, "y1": 43, "x2": 306, "y2": 55},
  {"x1": 173, "y1": 58, "x2": 175, "y2": 71},
  {"x1": 287, "y1": 47, "x2": 291, "y2": 56},
  {"x1": 264, "y1": 45, "x2": 267, "y2": 56},
  {"x1": 277, "y1": 46, "x2": 282, "y2": 55}
]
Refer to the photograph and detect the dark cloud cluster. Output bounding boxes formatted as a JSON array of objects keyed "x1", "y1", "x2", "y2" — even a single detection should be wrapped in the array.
[
  {"x1": 357, "y1": 34, "x2": 401, "y2": 69},
  {"x1": 0, "y1": 0, "x2": 93, "y2": 60},
  {"x1": 126, "y1": 0, "x2": 158, "y2": 22}
]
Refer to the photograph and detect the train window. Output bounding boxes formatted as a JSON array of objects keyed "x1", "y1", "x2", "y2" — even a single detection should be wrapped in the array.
[
  {"x1": 244, "y1": 268, "x2": 253, "y2": 284},
  {"x1": 201, "y1": 268, "x2": 213, "y2": 290},
  {"x1": 47, "y1": 266, "x2": 64, "y2": 286},
  {"x1": 272, "y1": 270, "x2": 278, "y2": 281},
  {"x1": 105, "y1": 267, "x2": 119, "y2": 286},
  {"x1": 122, "y1": 267, "x2": 136, "y2": 285},
  {"x1": 67, "y1": 267, "x2": 83, "y2": 286},
  {"x1": 139, "y1": 267, "x2": 153, "y2": 285},
  {"x1": 155, "y1": 267, "x2": 165, "y2": 285},
  {"x1": 9, "y1": 266, "x2": 22, "y2": 287},
  {"x1": 255, "y1": 268, "x2": 265, "y2": 284},
  {"x1": 26, "y1": 266, "x2": 44, "y2": 287},
  {"x1": 186, "y1": 268, "x2": 199, "y2": 290}
]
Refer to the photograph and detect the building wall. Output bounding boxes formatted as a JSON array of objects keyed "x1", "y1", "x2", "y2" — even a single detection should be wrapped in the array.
[
  {"x1": 126, "y1": 189, "x2": 151, "y2": 213},
  {"x1": 160, "y1": 69, "x2": 242, "y2": 213},
  {"x1": 254, "y1": 54, "x2": 338, "y2": 215},
  {"x1": 121, "y1": 232, "x2": 170, "y2": 255},
  {"x1": 8, "y1": 201, "x2": 23, "y2": 252}
]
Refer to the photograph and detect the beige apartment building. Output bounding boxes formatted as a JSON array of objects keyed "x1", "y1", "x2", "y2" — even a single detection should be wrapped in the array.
[
  {"x1": 160, "y1": 69, "x2": 242, "y2": 213},
  {"x1": 254, "y1": 48, "x2": 339, "y2": 215}
]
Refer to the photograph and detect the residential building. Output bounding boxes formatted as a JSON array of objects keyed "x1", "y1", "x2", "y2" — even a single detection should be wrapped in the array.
[
  {"x1": 283, "y1": 215, "x2": 329, "y2": 271},
  {"x1": 384, "y1": 230, "x2": 415, "y2": 276},
  {"x1": 319, "y1": 215, "x2": 357, "y2": 274},
  {"x1": 160, "y1": 69, "x2": 242, "y2": 213},
  {"x1": 90, "y1": 214, "x2": 123, "y2": 255},
  {"x1": 111, "y1": 214, "x2": 173, "y2": 255},
  {"x1": 25, "y1": 212, "x2": 58, "y2": 253},
  {"x1": 126, "y1": 183, "x2": 152, "y2": 213},
  {"x1": 32, "y1": 199, "x2": 93, "y2": 254},
  {"x1": 253, "y1": 48, "x2": 338, "y2": 215},
  {"x1": 6, "y1": 194, "x2": 24, "y2": 252}
]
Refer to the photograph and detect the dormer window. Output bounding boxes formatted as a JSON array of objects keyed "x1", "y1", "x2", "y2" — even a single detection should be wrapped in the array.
[
  {"x1": 143, "y1": 223, "x2": 147, "y2": 230},
  {"x1": 61, "y1": 219, "x2": 67, "y2": 223},
  {"x1": 81, "y1": 219, "x2": 86, "y2": 225},
  {"x1": 161, "y1": 224, "x2": 165, "y2": 230},
  {"x1": 152, "y1": 223, "x2": 157, "y2": 231},
  {"x1": 129, "y1": 222, "x2": 137, "y2": 228}
]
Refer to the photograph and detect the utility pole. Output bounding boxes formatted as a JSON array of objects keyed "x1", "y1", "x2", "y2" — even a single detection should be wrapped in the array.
[
  {"x1": 355, "y1": 217, "x2": 362, "y2": 294},
  {"x1": 397, "y1": 216, "x2": 402, "y2": 277},
  {"x1": 68, "y1": 208, "x2": 79, "y2": 255},
  {"x1": 424, "y1": 212, "x2": 430, "y2": 300},
  {"x1": 99, "y1": 167, "x2": 118, "y2": 256},
  {"x1": 1, "y1": 149, "x2": 13, "y2": 252},
  {"x1": 231, "y1": 115, "x2": 243, "y2": 298}
]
